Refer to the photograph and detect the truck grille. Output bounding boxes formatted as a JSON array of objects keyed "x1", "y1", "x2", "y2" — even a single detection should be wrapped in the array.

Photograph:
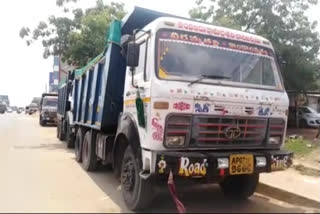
[
  {"x1": 165, "y1": 114, "x2": 280, "y2": 148},
  {"x1": 46, "y1": 112, "x2": 57, "y2": 117},
  {"x1": 193, "y1": 116, "x2": 267, "y2": 147}
]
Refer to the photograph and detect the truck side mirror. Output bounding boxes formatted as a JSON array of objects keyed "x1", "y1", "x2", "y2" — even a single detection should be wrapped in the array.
[{"x1": 127, "y1": 42, "x2": 140, "y2": 68}]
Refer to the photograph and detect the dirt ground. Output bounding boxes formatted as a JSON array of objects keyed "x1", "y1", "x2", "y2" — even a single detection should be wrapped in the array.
[
  {"x1": 286, "y1": 128, "x2": 318, "y2": 141},
  {"x1": 286, "y1": 128, "x2": 320, "y2": 171}
]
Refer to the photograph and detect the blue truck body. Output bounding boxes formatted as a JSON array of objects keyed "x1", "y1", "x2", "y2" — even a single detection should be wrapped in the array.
[
  {"x1": 70, "y1": 7, "x2": 173, "y2": 133},
  {"x1": 73, "y1": 43, "x2": 126, "y2": 132}
]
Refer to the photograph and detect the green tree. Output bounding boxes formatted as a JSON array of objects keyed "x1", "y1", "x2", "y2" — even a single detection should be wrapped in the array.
[
  {"x1": 189, "y1": 0, "x2": 320, "y2": 92},
  {"x1": 19, "y1": 0, "x2": 125, "y2": 67}
]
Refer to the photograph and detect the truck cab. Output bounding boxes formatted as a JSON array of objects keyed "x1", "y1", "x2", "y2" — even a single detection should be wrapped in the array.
[
  {"x1": 124, "y1": 16, "x2": 291, "y2": 171},
  {"x1": 39, "y1": 93, "x2": 58, "y2": 126}
]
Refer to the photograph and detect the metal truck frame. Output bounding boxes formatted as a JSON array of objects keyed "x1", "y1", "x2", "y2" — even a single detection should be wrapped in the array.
[{"x1": 57, "y1": 7, "x2": 293, "y2": 211}]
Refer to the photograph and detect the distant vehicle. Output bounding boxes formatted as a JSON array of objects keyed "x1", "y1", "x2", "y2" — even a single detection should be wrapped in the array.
[
  {"x1": 11, "y1": 106, "x2": 18, "y2": 112},
  {"x1": 297, "y1": 106, "x2": 320, "y2": 128},
  {"x1": 26, "y1": 103, "x2": 38, "y2": 115},
  {"x1": 6, "y1": 107, "x2": 13, "y2": 113},
  {"x1": 0, "y1": 103, "x2": 6, "y2": 114},
  {"x1": 0, "y1": 95, "x2": 9, "y2": 106},
  {"x1": 16, "y1": 108, "x2": 22, "y2": 114},
  {"x1": 25, "y1": 106, "x2": 29, "y2": 114},
  {"x1": 39, "y1": 93, "x2": 58, "y2": 126},
  {"x1": 31, "y1": 97, "x2": 41, "y2": 108}
]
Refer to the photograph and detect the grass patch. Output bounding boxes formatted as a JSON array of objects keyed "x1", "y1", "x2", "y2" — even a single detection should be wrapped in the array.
[{"x1": 284, "y1": 138, "x2": 316, "y2": 157}]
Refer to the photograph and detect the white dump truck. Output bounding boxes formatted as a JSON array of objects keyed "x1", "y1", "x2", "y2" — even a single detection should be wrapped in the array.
[{"x1": 57, "y1": 7, "x2": 293, "y2": 211}]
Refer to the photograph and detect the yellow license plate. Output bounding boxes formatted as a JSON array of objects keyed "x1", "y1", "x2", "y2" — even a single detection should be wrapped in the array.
[{"x1": 229, "y1": 154, "x2": 254, "y2": 175}]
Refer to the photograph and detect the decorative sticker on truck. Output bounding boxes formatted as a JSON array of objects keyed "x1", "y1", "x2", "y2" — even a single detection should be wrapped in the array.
[
  {"x1": 195, "y1": 103, "x2": 210, "y2": 113},
  {"x1": 258, "y1": 106, "x2": 272, "y2": 116},
  {"x1": 158, "y1": 156, "x2": 167, "y2": 174},
  {"x1": 152, "y1": 117, "x2": 164, "y2": 141},
  {"x1": 177, "y1": 21, "x2": 262, "y2": 45},
  {"x1": 173, "y1": 102, "x2": 190, "y2": 111},
  {"x1": 178, "y1": 157, "x2": 208, "y2": 177},
  {"x1": 160, "y1": 31, "x2": 271, "y2": 58},
  {"x1": 271, "y1": 155, "x2": 291, "y2": 171}
]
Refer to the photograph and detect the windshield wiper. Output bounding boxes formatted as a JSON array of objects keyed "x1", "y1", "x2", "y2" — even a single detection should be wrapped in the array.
[{"x1": 188, "y1": 74, "x2": 230, "y2": 86}]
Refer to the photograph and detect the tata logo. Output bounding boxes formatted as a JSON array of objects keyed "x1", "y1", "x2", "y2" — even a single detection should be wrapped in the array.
[{"x1": 224, "y1": 126, "x2": 241, "y2": 139}]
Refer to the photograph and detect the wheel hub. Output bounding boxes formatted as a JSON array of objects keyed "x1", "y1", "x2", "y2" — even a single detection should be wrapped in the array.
[{"x1": 122, "y1": 160, "x2": 135, "y2": 191}]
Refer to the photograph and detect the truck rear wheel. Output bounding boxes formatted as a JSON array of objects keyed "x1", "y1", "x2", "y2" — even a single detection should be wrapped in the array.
[
  {"x1": 56, "y1": 123, "x2": 60, "y2": 138},
  {"x1": 220, "y1": 174, "x2": 259, "y2": 200},
  {"x1": 121, "y1": 146, "x2": 153, "y2": 211},
  {"x1": 66, "y1": 121, "x2": 75, "y2": 148},
  {"x1": 75, "y1": 128, "x2": 84, "y2": 162},
  {"x1": 81, "y1": 130, "x2": 98, "y2": 171},
  {"x1": 58, "y1": 121, "x2": 66, "y2": 141}
]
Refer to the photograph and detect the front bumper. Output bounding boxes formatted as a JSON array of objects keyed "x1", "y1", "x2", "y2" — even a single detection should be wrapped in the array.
[
  {"x1": 155, "y1": 150, "x2": 293, "y2": 178},
  {"x1": 42, "y1": 113, "x2": 57, "y2": 122}
]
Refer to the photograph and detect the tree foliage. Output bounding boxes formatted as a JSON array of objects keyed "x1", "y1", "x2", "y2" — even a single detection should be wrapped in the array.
[
  {"x1": 19, "y1": 0, "x2": 125, "y2": 67},
  {"x1": 189, "y1": 0, "x2": 320, "y2": 91}
]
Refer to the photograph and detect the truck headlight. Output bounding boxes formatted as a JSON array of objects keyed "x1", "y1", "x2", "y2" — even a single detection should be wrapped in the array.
[
  {"x1": 269, "y1": 136, "x2": 281, "y2": 145},
  {"x1": 217, "y1": 158, "x2": 229, "y2": 169},
  {"x1": 165, "y1": 136, "x2": 185, "y2": 147},
  {"x1": 255, "y1": 156, "x2": 266, "y2": 167}
]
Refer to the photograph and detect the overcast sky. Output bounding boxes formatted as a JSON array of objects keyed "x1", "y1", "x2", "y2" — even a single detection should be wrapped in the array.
[{"x1": 0, "y1": 0, "x2": 319, "y2": 106}]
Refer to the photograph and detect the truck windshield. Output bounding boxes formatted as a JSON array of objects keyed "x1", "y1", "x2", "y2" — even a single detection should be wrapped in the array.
[
  {"x1": 43, "y1": 99, "x2": 57, "y2": 107},
  {"x1": 156, "y1": 29, "x2": 282, "y2": 89}
]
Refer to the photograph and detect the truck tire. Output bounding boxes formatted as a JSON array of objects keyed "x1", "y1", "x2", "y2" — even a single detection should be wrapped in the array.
[
  {"x1": 58, "y1": 121, "x2": 66, "y2": 141},
  {"x1": 121, "y1": 146, "x2": 153, "y2": 211},
  {"x1": 81, "y1": 130, "x2": 98, "y2": 171},
  {"x1": 220, "y1": 174, "x2": 259, "y2": 200},
  {"x1": 66, "y1": 121, "x2": 75, "y2": 148},
  {"x1": 39, "y1": 116, "x2": 46, "y2": 126},
  {"x1": 56, "y1": 123, "x2": 60, "y2": 138},
  {"x1": 75, "y1": 128, "x2": 84, "y2": 162}
]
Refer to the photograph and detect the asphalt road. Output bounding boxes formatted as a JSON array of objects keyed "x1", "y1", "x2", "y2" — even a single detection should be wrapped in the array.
[{"x1": 0, "y1": 113, "x2": 318, "y2": 213}]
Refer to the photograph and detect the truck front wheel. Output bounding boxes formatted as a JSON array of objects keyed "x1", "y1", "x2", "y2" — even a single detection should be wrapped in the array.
[
  {"x1": 121, "y1": 146, "x2": 153, "y2": 211},
  {"x1": 81, "y1": 130, "x2": 98, "y2": 171},
  {"x1": 40, "y1": 116, "x2": 46, "y2": 126},
  {"x1": 220, "y1": 174, "x2": 259, "y2": 200}
]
